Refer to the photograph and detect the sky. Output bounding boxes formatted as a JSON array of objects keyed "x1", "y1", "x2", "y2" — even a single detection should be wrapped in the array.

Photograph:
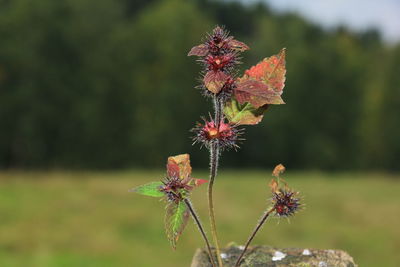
[{"x1": 242, "y1": 0, "x2": 400, "y2": 43}]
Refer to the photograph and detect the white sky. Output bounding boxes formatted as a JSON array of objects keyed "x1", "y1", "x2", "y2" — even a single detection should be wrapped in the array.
[{"x1": 242, "y1": 0, "x2": 400, "y2": 43}]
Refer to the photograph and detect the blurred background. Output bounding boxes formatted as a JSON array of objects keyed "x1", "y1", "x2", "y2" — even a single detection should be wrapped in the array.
[{"x1": 0, "y1": 0, "x2": 399, "y2": 266}]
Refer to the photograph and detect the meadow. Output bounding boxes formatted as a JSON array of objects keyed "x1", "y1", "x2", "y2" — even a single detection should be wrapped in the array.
[{"x1": 0, "y1": 170, "x2": 399, "y2": 267}]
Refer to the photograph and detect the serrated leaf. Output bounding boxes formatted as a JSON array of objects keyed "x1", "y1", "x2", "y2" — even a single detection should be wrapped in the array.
[
  {"x1": 235, "y1": 80, "x2": 284, "y2": 108},
  {"x1": 165, "y1": 201, "x2": 190, "y2": 249},
  {"x1": 224, "y1": 98, "x2": 269, "y2": 125},
  {"x1": 188, "y1": 44, "x2": 209, "y2": 57},
  {"x1": 204, "y1": 71, "x2": 229, "y2": 94},
  {"x1": 129, "y1": 181, "x2": 164, "y2": 197},
  {"x1": 167, "y1": 154, "x2": 192, "y2": 180},
  {"x1": 244, "y1": 48, "x2": 286, "y2": 93}
]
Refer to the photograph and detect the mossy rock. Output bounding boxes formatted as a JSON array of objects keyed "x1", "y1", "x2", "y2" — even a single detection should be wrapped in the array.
[{"x1": 191, "y1": 245, "x2": 357, "y2": 267}]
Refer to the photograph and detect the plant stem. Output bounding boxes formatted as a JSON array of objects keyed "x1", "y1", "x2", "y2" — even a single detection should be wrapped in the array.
[
  {"x1": 184, "y1": 198, "x2": 216, "y2": 267},
  {"x1": 234, "y1": 207, "x2": 275, "y2": 267},
  {"x1": 208, "y1": 95, "x2": 223, "y2": 267}
]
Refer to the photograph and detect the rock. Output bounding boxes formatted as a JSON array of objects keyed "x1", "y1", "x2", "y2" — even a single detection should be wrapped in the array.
[{"x1": 191, "y1": 245, "x2": 357, "y2": 267}]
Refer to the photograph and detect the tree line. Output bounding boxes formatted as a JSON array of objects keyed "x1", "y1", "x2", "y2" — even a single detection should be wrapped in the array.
[{"x1": 0, "y1": 0, "x2": 399, "y2": 170}]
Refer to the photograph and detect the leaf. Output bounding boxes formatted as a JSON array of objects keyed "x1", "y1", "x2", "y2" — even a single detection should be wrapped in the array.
[
  {"x1": 272, "y1": 164, "x2": 286, "y2": 178},
  {"x1": 244, "y1": 48, "x2": 286, "y2": 93},
  {"x1": 166, "y1": 162, "x2": 180, "y2": 179},
  {"x1": 129, "y1": 181, "x2": 164, "y2": 197},
  {"x1": 204, "y1": 71, "x2": 229, "y2": 94},
  {"x1": 227, "y1": 39, "x2": 249, "y2": 52},
  {"x1": 165, "y1": 201, "x2": 190, "y2": 249},
  {"x1": 223, "y1": 98, "x2": 269, "y2": 125},
  {"x1": 167, "y1": 154, "x2": 192, "y2": 179},
  {"x1": 235, "y1": 80, "x2": 284, "y2": 108},
  {"x1": 188, "y1": 44, "x2": 208, "y2": 56},
  {"x1": 192, "y1": 178, "x2": 208, "y2": 187},
  {"x1": 269, "y1": 178, "x2": 279, "y2": 193}
]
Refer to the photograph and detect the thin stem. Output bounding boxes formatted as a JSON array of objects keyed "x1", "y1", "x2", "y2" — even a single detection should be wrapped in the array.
[
  {"x1": 234, "y1": 207, "x2": 275, "y2": 267},
  {"x1": 208, "y1": 95, "x2": 224, "y2": 267},
  {"x1": 208, "y1": 140, "x2": 223, "y2": 267},
  {"x1": 184, "y1": 198, "x2": 216, "y2": 267}
]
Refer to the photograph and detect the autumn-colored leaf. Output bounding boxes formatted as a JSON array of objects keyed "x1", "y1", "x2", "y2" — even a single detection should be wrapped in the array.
[
  {"x1": 165, "y1": 201, "x2": 190, "y2": 250},
  {"x1": 227, "y1": 39, "x2": 249, "y2": 52},
  {"x1": 129, "y1": 181, "x2": 164, "y2": 197},
  {"x1": 204, "y1": 71, "x2": 229, "y2": 94},
  {"x1": 244, "y1": 48, "x2": 286, "y2": 93},
  {"x1": 232, "y1": 48, "x2": 286, "y2": 111},
  {"x1": 192, "y1": 178, "x2": 207, "y2": 187},
  {"x1": 235, "y1": 80, "x2": 284, "y2": 108},
  {"x1": 223, "y1": 98, "x2": 269, "y2": 125},
  {"x1": 167, "y1": 154, "x2": 192, "y2": 180},
  {"x1": 269, "y1": 178, "x2": 279, "y2": 193},
  {"x1": 188, "y1": 44, "x2": 208, "y2": 57},
  {"x1": 272, "y1": 164, "x2": 286, "y2": 178}
]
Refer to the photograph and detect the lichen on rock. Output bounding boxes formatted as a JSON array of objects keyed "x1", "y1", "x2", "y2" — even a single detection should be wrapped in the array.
[{"x1": 191, "y1": 245, "x2": 357, "y2": 267}]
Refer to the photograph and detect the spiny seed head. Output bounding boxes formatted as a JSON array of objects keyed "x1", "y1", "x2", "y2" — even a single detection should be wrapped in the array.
[
  {"x1": 269, "y1": 164, "x2": 302, "y2": 217},
  {"x1": 272, "y1": 189, "x2": 301, "y2": 217},
  {"x1": 205, "y1": 54, "x2": 237, "y2": 72},
  {"x1": 191, "y1": 118, "x2": 243, "y2": 150},
  {"x1": 160, "y1": 176, "x2": 190, "y2": 203}
]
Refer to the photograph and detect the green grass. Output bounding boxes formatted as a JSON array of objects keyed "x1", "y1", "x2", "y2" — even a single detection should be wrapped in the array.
[{"x1": 0, "y1": 170, "x2": 399, "y2": 267}]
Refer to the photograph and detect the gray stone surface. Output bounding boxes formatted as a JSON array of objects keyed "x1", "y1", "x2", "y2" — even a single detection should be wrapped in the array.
[{"x1": 191, "y1": 245, "x2": 357, "y2": 267}]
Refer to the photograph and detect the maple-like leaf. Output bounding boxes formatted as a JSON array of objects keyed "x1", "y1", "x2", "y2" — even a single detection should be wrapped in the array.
[
  {"x1": 223, "y1": 98, "x2": 269, "y2": 125},
  {"x1": 204, "y1": 71, "x2": 229, "y2": 94},
  {"x1": 165, "y1": 201, "x2": 190, "y2": 250}
]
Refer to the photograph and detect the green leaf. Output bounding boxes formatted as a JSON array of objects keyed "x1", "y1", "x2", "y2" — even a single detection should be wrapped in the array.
[
  {"x1": 129, "y1": 181, "x2": 164, "y2": 197},
  {"x1": 165, "y1": 201, "x2": 190, "y2": 249},
  {"x1": 224, "y1": 98, "x2": 269, "y2": 125}
]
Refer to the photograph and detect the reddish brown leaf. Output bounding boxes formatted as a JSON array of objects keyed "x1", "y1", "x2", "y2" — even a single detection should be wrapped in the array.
[
  {"x1": 204, "y1": 71, "x2": 229, "y2": 94},
  {"x1": 244, "y1": 48, "x2": 286, "y2": 93},
  {"x1": 235, "y1": 80, "x2": 284, "y2": 108},
  {"x1": 166, "y1": 162, "x2": 180, "y2": 179},
  {"x1": 227, "y1": 39, "x2": 250, "y2": 52},
  {"x1": 167, "y1": 154, "x2": 192, "y2": 180},
  {"x1": 192, "y1": 178, "x2": 208, "y2": 187},
  {"x1": 188, "y1": 44, "x2": 208, "y2": 57}
]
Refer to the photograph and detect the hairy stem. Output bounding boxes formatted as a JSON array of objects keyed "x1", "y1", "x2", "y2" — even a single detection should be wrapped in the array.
[
  {"x1": 208, "y1": 140, "x2": 223, "y2": 267},
  {"x1": 234, "y1": 207, "x2": 275, "y2": 267},
  {"x1": 208, "y1": 95, "x2": 223, "y2": 267},
  {"x1": 184, "y1": 198, "x2": 216, "y2": 267}
]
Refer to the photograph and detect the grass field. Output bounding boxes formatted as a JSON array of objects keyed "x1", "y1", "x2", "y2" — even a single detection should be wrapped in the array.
[{"x1": 0, "y1": 170, "x2": 399, "y2": 267}]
